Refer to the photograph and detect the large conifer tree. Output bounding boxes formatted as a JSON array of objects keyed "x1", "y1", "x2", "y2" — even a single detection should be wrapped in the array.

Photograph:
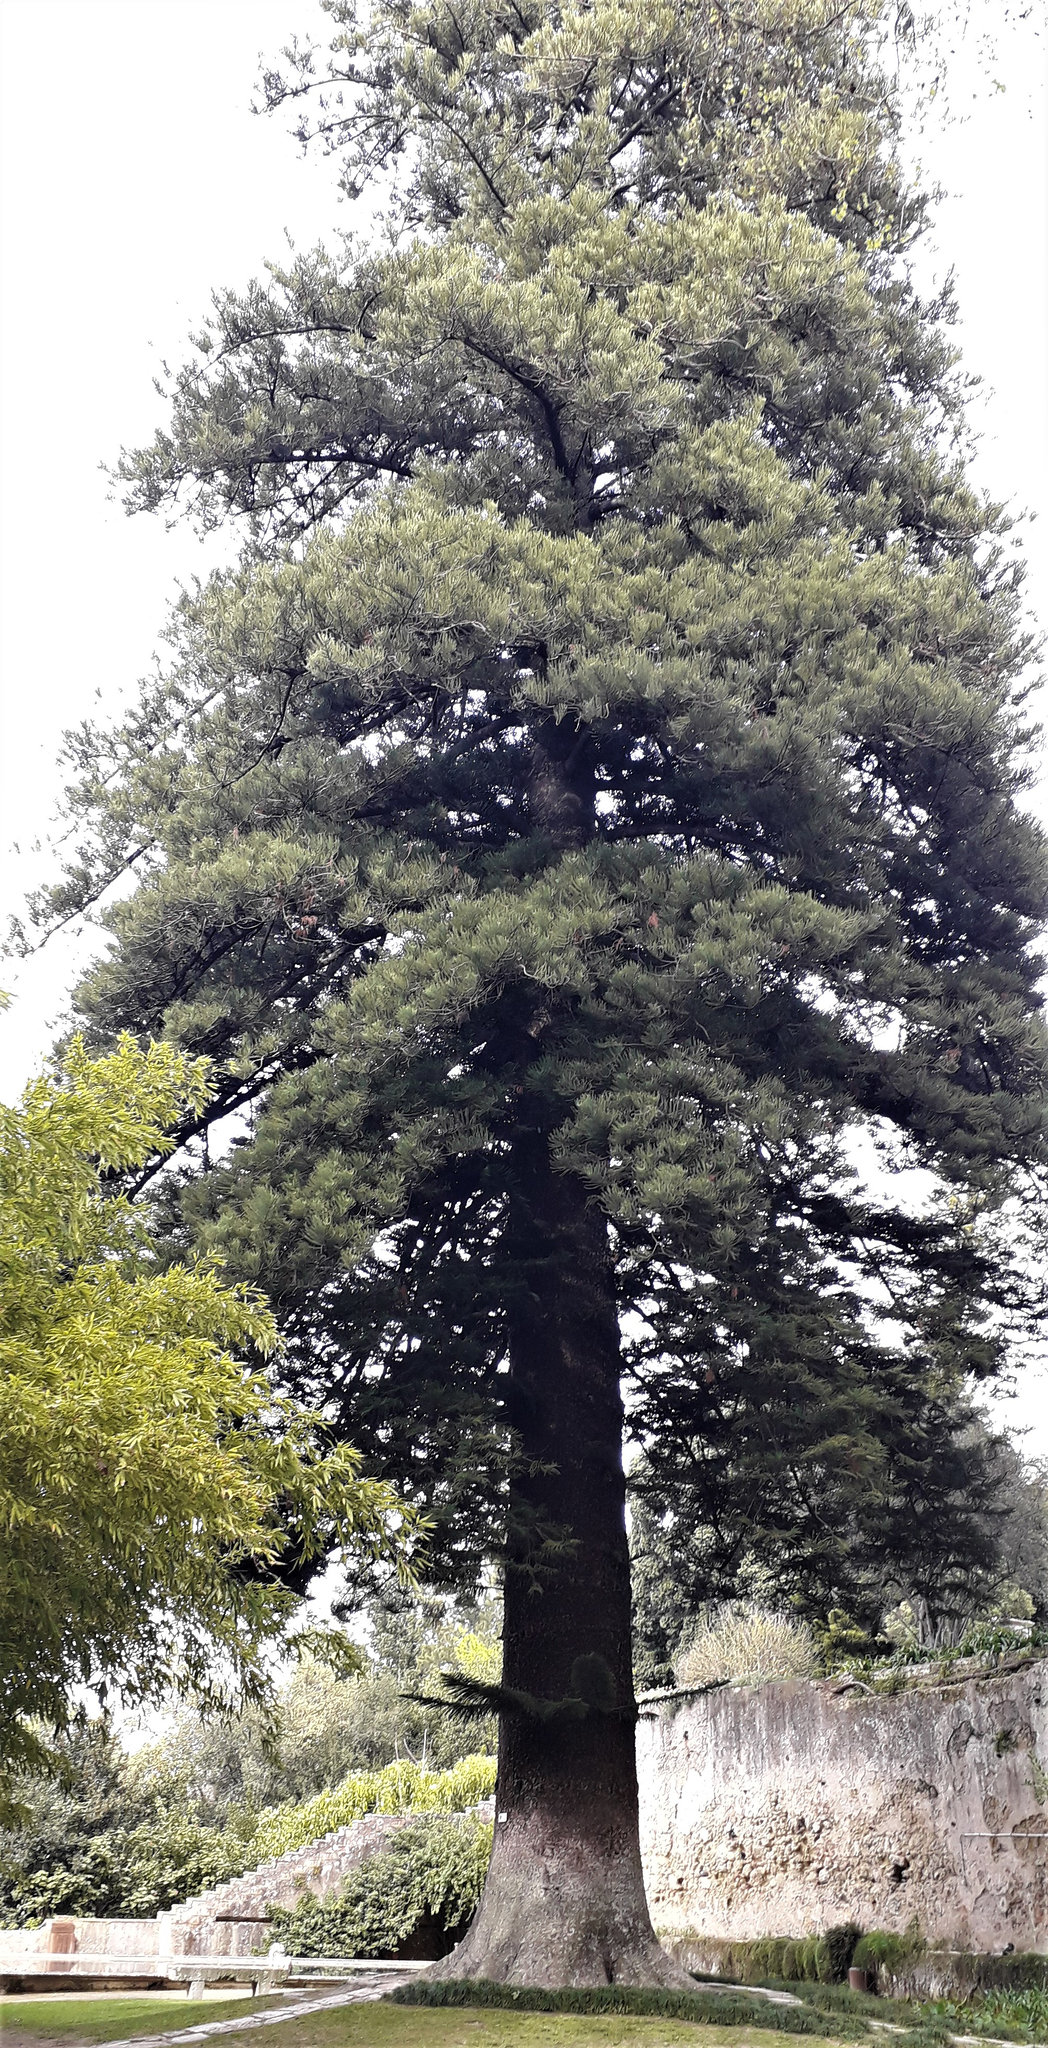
[{"x1": 39, "y1": 0, "x2": 1048, "y2": 1985}]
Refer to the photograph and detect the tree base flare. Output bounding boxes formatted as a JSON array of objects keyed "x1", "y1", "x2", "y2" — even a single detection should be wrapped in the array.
[{"x1": 428, "y1": 1814, "x2": 693, "y2": 1990}]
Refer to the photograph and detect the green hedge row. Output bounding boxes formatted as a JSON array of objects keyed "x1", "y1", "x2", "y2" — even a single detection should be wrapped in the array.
[
  {"x1": 691, "y1": 1926, "x2": 861, "y2": 1986},
  {"x1": 389, "y1": 1976, "x2": 872, "y2": 2036}
]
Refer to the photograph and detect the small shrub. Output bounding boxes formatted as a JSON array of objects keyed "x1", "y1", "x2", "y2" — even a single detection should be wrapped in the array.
[
  {"x1": 822, "y1": 1924, "x2": 861, "y2": 1982},
  {"x1": 266, "y1": 1813, "x2": 491, "y2": 1959},
  {"x1": 929, "y1": 1984, "x2": 1048, "y2": 2040},
  {"x1": 675, "y1": 1605, "x2": 820, "y2": 1688},
  {"x1": 817, "y1": 1613, "x2": 885, "y2": 1663},
  {"x1": 851, "y1": 1926, "x2": 926, "y2": 1986},
  {"x1": 806, "y1": 1937, "x2": 829, "y2": 1981}
]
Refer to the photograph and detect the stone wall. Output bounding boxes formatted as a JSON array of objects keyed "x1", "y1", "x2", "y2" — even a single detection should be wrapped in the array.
[
  {"x1": 636, "y1": 1656, "x2": 1048, "y2": 1954},
  {"x1": 4, "y1": 1664, "x2": 1046, "y2": 1972},
  {"x1": 0, "y1": 1915, "x2": 164, "y2": 1981}
]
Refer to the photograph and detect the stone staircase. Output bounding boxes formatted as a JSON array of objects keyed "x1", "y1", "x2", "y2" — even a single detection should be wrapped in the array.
[{"x1": 163, "y1": 1800, "x2": 495, "y2": 1958}]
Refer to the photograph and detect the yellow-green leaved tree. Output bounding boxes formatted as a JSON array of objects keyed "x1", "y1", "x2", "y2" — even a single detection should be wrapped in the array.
[{"x1": 0, "y1": 1027, "x2": 418, "y2": 1823}]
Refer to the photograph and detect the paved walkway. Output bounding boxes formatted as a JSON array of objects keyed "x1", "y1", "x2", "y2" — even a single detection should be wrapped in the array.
[{"x1": 58, "y1": 1977, "x2": 418, "y2": 2048}]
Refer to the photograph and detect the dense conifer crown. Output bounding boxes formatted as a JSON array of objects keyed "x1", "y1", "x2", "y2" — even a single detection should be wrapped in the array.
[{"x1": 41, "y1": 0, "x2": 1048, "y2": 1615}]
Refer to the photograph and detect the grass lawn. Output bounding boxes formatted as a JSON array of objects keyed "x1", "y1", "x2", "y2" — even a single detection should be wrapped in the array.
[
  {"x1": 0, "y1": 1994, "x2": 857, "y2": 2048},
  {"x1": 0, "y1": 1992, "x2": 285, "y2": 2043}
]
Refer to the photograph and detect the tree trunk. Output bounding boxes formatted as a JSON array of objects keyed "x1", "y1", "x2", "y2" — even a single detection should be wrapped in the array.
[{"x1": 433, "y1": 1148, "x2": 687, "y2": 1988}]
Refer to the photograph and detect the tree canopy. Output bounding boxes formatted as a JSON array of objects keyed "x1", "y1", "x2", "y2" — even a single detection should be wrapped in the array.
[
  {"x1": 28, "y1": 0, "x2": 1048, "y2": 1984},
  {"x1": 0, "y1": 1026, "x2": 415, "y2": 1823}
]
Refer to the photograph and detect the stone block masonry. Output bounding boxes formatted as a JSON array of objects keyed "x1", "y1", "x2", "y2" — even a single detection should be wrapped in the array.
[{"x1": 636, "y1": 1656, "x2": 1048, "y2": 1953}]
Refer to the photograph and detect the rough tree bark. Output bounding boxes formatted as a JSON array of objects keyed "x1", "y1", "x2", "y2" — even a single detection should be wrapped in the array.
[
  {"x1": 434, "y1": 718, "x2": 687, "y2": 1987},
  {"x1": 435, "y1": 1157, "x2": 685, "y2": 1987}
]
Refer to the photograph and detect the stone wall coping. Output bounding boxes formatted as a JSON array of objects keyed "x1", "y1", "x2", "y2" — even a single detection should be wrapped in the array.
[{"x1": 638, "y1": 1650, "x2": 1047, "y2": 1712}]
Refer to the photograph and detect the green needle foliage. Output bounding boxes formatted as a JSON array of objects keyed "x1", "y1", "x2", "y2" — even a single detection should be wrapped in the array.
[
  {"x1": 34, "y1": 0, "x2": 1048, "y2": 1616},
  {"x1": 0, "y1": 1029, "x2": 417, "y2": 1822}
]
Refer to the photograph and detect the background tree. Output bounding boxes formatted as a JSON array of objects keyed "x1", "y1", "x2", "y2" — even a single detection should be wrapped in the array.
[
  {"x1": 0, "y1": 1718, "x2": 255, "y2": 1926},
  {"x1": 0, "y1": 1598, "x2": 499, "y2": 1925},
  {"x1": 0, "y1": 1026, "x2": 414, "y2": 1824},
  {"x1": 631, "y1": 1430, "x2": 1048, "y2": 1687},
  {"x1": 133, "y1": 1594, "x2": 500, "y2": 1825},
  {"x1": 991, "y1": 1449, "x2": 1048, "y2": 1624},
  {"x1": 31, "y1": 0, "x2": 1048, "y2": 1986},
  {"x1": 629, "y1": 1394, "x2": 1028, "y2": 1684}
]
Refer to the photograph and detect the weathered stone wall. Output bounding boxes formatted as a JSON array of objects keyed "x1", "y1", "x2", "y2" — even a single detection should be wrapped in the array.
[
  {"x1": 636, "y1": 1657, "x2": 1048, "y2": 1954},
  {"x1": 4, "y1": 1668, "x2": 1046, "y2": 1971}
]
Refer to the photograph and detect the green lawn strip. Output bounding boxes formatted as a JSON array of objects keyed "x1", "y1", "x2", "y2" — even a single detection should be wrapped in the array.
[
  {"x1": 69, "y1": 2005, "x2": 855, "y2": 2048},
  {"x1": 0, "y1": 1991, "x2": 878, "y2": 2048},
  {"x1": 0, "y1": 1993, "x2": 286, "y2": 2042},
  {"x1": 389, "y1": 1978, "x2": 871, "y2": 2037}
]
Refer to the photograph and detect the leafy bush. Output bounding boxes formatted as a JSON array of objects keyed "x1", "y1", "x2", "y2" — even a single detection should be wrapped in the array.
[
  {"x1": 0, "y1": 1721, "x2": 258, "y2": 1925},
  {"x1": 250, "y1": 1753, "x2": 496, "y2": 1862},
  {"x1": 926, "y1": 1985, "x2": 1048, "y2": 2042},
  {"x1": 267, "y1": 1814, "x2": 491, "y2": 1958},
  {"x1": 676, "y1": 1606, "x2": 820, "y2": 1688},
  {"x1": 0, "y1": 1812, "x2": 253, "y2": 1925},
  {"x1": 822, "y1": 1925, "x2": 862, "y2": 1983},
  {"x1": 390, "y1": 1976, "x2": 872, "y2": 2036}
]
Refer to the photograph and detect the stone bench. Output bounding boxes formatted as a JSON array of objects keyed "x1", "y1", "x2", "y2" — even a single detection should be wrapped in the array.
[
  {"x1": 0, "y1": 1954, "x2": 290, "y2": 1999},
  {"x1": 0, "y1": 1953, "x2": 432, "y2": 1998}
]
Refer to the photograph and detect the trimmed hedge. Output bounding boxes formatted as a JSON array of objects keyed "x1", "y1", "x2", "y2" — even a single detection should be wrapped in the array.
[
  {"x1": 692, "y1": 1927, "x2": 860, "y2": 1986},
  {"x1": 389, "y1": 1976, "x2": 872, "y2": 2036},
  {"x1": 250, "y1": 1753, "x2": 496, "y2": 1862},
  {"x1": 851, "y1": 1927, "x2": 925, "y2": 1977}
]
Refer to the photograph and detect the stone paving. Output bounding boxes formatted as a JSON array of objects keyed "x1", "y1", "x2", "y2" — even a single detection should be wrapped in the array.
[{"x1": 56, "y1": 1977, "x2": 419, "y2": 2048}]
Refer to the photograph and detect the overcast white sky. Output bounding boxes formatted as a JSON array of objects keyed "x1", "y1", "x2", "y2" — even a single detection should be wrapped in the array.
[{"x1": 0, "y1": 0, "x2": 1045, "y2": 1450}]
